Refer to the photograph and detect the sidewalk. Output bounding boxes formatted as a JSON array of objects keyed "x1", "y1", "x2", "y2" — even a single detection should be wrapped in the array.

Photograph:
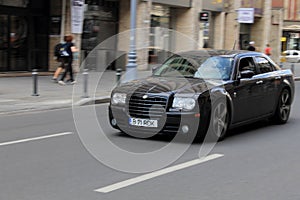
[
  {"x1": 0, "y1": 70, "x2": 151, "y2": 115},
  {"x1": 0, "y1": 65, "x2": 299, "y2": 116}
]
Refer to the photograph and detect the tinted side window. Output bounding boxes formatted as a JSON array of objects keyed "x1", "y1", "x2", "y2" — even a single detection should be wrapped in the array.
[
  {"x1": 238, "y1": 57, "x2": 256, "y2": 74},
  {"x1": 255, "y1": 57, "x2": 274, "y2": 74}
]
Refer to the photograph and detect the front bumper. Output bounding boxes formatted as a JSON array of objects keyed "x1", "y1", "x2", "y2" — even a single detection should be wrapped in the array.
[{"x1": 109, "y1": 105, "x2": 202, "y2": 137}]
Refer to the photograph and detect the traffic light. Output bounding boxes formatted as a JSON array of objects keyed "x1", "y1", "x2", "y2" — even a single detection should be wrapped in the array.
[{"x1": 199, "y1": 12, "x2": 209, "y2": 22}]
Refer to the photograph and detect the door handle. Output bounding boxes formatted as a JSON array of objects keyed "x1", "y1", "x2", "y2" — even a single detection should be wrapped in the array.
[{"x1": 256, "y1": 80, "x2": 263, "y2": 84}]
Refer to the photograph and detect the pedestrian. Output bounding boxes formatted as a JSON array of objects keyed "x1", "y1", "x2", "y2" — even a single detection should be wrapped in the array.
[
  {"x1": 264, "y1": 44, "x2": 272, "y2": 56},
  {"x1": 247, "y1": 41, "x2": 256, "y2": 51},
  {"x1": 52, "y1": 42, "x2": 66, "y2": 82},
  {"x1": 52, "y1": 58, "x2": 64, "y2": 83},
  {"x1": 58, "y1": 34, "x2": 78, "y2": 85}
]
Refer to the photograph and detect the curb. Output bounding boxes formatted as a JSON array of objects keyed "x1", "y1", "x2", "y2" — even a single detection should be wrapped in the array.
[
  {"x1": 0, "y1": 72, "x2": 53, "y2": 78},
  {"x1": 76, "y1": 96, "x2": 111, "y2": 106}
]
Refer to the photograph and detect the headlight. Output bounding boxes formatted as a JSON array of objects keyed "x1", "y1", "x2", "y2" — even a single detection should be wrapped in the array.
[
  {"x1": 111, "y1": 93, "x2": 126, "y2": 105},
  {"x1": 172, "y1": 97, "x2": 196, "y2": 110}
]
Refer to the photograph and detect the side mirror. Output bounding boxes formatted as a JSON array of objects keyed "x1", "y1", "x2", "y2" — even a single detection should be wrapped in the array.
[
  {"x1": 151, "y1": 64, "x2": 161, "y2": 74},
  {"x1": 240, "y1": 70, "x2": 255, "y2": 79}
]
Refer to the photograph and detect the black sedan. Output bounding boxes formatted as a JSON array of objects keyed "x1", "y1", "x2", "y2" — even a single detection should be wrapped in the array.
[{"x1": 109, "y1": 50, "x2": 294, "y2": 141}]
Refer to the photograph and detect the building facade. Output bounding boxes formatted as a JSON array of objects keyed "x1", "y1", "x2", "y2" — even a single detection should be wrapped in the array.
[
  {"x1": 1, "y1": 0, "x2": 300, "y2": 72},
  {"x1": 281, "y1": 0, "x2": 300, "y2": 51},
  {"x1": 0, "y1": 0, "x2": 50, "y2": 72}
]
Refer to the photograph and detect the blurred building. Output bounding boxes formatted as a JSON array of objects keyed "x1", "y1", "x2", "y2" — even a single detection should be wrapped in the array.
[
  {"x1": 0, "y1": 0, "x2": 299, "y2": 72},
  {"x1": 281, "y1": 0, "x2": 300, "y2": 51},
  {"x1": 0, "y1": 0, "x2": 49, "y2": 72}
]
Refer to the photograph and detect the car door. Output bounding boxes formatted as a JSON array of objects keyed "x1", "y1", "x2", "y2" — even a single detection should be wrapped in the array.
[
  {"x1": 231, "y1": 56, "x2": 263, "y2": 124},
  {"x1": 253, "y1": 56, "x2": 280, "y2": 115}
]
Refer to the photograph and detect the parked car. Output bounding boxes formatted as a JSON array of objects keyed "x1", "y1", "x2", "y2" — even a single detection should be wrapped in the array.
[
  {"x1": 282, "y1": 50, "x2": 300, "y2": 63},
  {"x1": 109, "y1": 50, "x2": 295, "y2": 141}
]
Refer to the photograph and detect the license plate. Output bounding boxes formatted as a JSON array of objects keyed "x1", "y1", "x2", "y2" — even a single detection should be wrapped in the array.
[{"x1": 129, "y1": 118, "x2": 158, "y2": 128}]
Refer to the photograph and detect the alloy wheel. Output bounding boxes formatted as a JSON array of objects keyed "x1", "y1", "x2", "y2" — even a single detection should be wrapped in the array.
[
  {"x1": 212, "y1": 101, "x2": 228, "y2": 139},
  {"x1": 279, "y1": 90, "x2": 291, "y2": 121}
]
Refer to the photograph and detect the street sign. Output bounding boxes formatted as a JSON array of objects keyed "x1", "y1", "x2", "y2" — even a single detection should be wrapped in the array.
[
  {"x1": 238, "y1": 8, "x2": 254, "y2": 23},
  {"x1": 199, "y1": 12, "x2": 209, "y2": 22}
]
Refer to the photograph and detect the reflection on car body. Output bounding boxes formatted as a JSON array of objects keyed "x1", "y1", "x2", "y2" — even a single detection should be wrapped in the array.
[{"x1": 109, "y1": 50, "x2": 295, "y2": 141}]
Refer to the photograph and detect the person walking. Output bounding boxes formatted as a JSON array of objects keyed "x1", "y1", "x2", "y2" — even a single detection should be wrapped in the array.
[
  {"x1": 58, "y1": 34, "x2": 78, "y2": 85},
  {"x1": 52, "y1": 58, "x2": 64, "y2": 83},
  {"x1": 52, "y1": 42, "x2": 66, "y2": 82},
  {"x1": 247, "y1": 41, "x2": 256, "y2": 51},
  {"x1": 264, "y1": 44, "x2": 272, "y2": 56}
]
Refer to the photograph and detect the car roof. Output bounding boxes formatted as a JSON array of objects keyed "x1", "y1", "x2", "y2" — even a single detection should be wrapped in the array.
[
  {"x1": 177, "y1": 49, "x2": 263, "y2": 58},
  {"x1": 284, "y1": 50, "x2": 300, "y2": 52}
]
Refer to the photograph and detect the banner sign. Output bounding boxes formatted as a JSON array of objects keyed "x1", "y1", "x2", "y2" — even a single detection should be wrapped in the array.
[
  {"x1": 238, "y1": 8, "x2": 254, "y2": 24},
  {"x1": 71, "y1": 0, "x2": 84, "y2": 34}
]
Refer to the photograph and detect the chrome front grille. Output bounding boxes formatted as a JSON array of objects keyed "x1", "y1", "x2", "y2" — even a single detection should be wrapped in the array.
[{"x1": 128, "y1": 94, "x2": 168, "y2": 119}]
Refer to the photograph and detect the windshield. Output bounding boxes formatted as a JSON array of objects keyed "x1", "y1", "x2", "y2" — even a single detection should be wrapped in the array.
[
  {"x1": 153, "y1": 55, "x2": 234, "y2": 80},
  {"x1": 194, "y1": 56, "x2": 233, "y2": 80}
]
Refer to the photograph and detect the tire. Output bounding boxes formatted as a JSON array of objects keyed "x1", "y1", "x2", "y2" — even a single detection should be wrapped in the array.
[
  {"x1": 272, "y1": 88, "x2": 291, "y2": 124},
  {"x1": 206, "y1": 99, "x2": 229, "y2": 142}
]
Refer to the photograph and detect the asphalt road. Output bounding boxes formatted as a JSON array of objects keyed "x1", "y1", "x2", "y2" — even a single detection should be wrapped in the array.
[{"x1": 0, "y1": 83, "x2": 300, "y2": 200}]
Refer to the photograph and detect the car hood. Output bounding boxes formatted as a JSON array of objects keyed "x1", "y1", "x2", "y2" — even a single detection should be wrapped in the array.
[{"x1": 113, "y1": 76, "x2": 224, "y2": 96}]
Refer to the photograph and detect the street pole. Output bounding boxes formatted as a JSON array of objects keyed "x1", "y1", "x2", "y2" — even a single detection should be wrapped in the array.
[
  {"x1": 82, "y1": 69, "x2": 89, "y2": 98},
  {"x1": 32, "y1": 69, "x2": 39, "y2": 96},
  {"x1": 124, "y1": 0, "x2": 137, "y2": 82},
  {"x1": 60, "y1": 0, "x2": 66, "y2": 43}
]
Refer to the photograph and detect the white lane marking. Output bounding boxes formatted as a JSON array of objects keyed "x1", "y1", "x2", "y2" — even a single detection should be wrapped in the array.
[
  {"x1": 95, "y1": 153, "x2": 224, "y2": 193},
  {"x1": 0, "y1": 132, "x2": 73, "y2": 147}
]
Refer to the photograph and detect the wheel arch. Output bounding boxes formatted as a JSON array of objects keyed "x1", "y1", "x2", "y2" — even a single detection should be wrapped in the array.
[
  {"x1": 281, "y1": 78, "x2": 294, "y2": 103},
  {"x1": 209, "y1": 87, "x2": 233, "y2": 126}
]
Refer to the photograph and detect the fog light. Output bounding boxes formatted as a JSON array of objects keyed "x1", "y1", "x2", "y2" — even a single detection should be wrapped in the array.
[
  {"x1": 111, "y1": 118, "x2": 117, "y2": 126},
  {"x1": 182, "y1": 125, "x2": 189, "y2": 134}
]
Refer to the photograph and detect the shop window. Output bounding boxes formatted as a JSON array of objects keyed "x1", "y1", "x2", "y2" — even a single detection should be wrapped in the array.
[
  {"x1": 81, "y1": 0, "x2": 119, "y2": 70},
  {"x1": 149, "y1": 4, "x2": 170, "y2": 64},
  {"x1": 82, "y1": 0, "x2": 118, "y2": 52},
  {"x1": 0, "y1": 0, "x2": 29, "y2": 7},
  {"x1": 49, "y1": 16, "x2": 61, "y2": 36}
]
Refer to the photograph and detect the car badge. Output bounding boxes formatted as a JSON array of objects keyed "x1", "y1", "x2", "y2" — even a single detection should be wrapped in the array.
[{"x1": 142, "y1": 95, "x2": 148, "y2": 99}]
